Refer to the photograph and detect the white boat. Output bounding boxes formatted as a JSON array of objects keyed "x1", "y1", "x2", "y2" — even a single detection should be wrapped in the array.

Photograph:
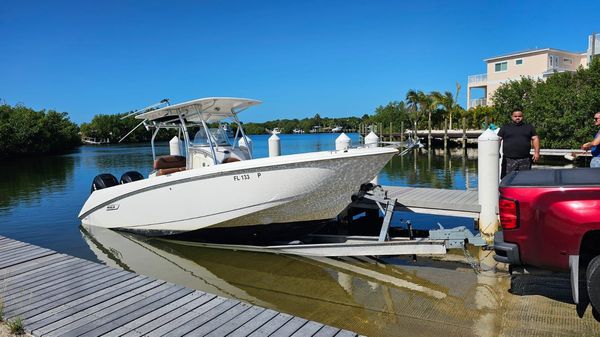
[
  {"x1": 79, "y1": 97, "x2": 397, "y2": 238},
  {"x1": 331, "y1": 126, "x2": 343, "y2": 133},
  {"x1": 266, "y1": 127, "x2": 282, "y2": 135},
  {"x1": 82, "y1": 136, "x2": 110, "y2": 145},
  {"x1": 221, "y1": 123, "x2": 234, "y2": 138},
  {"x1": 292, "y1": 128, "x2": 304, "y2": 134}
]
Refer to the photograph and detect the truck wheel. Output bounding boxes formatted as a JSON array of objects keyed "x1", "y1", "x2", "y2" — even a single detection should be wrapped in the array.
[{"x1": 587, "y1": 255, "x2": 600, "y2": 320}]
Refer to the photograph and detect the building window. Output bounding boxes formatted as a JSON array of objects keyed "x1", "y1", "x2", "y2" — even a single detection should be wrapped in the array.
[
  {"x1": 564, "y1": 58, "x2": 573, "y2": 65},
  {"x1": 516, "y1": 59, "x2": 523, "y2": 65},
  {"x1": 495, "y1": 61, "x2": 508, "y2": 72}
]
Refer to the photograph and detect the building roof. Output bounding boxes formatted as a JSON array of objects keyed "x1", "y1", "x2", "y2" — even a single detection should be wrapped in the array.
[{"x1": 484, "y1": 48, "x2": 585, "y2": 62}]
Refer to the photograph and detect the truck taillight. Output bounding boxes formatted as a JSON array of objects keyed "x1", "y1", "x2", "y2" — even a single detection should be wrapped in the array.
[{"x1": 499, "y1": 197, "x2": 519, "y2": 229}]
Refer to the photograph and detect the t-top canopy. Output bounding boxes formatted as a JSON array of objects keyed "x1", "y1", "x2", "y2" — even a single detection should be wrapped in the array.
[{"x1": 135, "y1": 97, "x2": 262, "y2": 123}]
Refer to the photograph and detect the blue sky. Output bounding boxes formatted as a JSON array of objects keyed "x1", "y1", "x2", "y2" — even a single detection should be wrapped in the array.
[{"x1": 1, "y1": 0, "x2": 599, "y2": 124}]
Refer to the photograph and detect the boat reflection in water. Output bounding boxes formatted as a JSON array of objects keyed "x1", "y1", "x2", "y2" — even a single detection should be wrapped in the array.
[{"x1": 81, "y1": 226, "x2": 507, "y2": 337}]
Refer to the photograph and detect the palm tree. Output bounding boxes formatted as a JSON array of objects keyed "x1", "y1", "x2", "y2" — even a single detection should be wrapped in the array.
[
  {"x1": 431, "y1": 91, "x2": 454, "y2": 128},
  {"x1": 405, "y1": 89, "x2": 422, "y2": 139}
]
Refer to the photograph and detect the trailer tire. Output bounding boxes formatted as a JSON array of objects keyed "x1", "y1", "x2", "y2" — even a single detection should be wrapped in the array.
[{"x1": 586, "y1": 255, "x2": 600, "y2": 320}]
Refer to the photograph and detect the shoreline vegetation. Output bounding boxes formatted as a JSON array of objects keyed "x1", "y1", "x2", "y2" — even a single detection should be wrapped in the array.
[{"x1": 2, "y1": 58, "x2": 599, "y2": 158}]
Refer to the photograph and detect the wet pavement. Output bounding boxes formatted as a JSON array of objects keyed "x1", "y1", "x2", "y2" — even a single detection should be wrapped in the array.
[{"x1": 82, "y1": 228, "x2": 600, "y2": 337}]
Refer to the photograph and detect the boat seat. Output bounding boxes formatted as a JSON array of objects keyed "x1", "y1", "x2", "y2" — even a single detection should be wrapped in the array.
[
  {"x1": 221, "y1": 157, "x2": 240, "y2": 164},
  {"x1": 157, "y1": 167, "x2": 187, "y2": 176},
  {"x1": 154, "y1": 155, "x2": 186, "y2": 170}
]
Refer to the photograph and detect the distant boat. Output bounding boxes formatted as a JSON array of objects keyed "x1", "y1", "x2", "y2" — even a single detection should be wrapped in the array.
[
  {"x1": 309, "y1": 126, "x2": 320, "y2": 133},
  {"x1": 82, "y1": 137, "x2": 110, "y2": 145},
  {"x1": 292, "y1": 128, "x2": 305, "y2": 134},
  {"x1": 331, "y1": 126, "x2": 343, "y2": 133},
  {"x1": 266, "y1": 127, "x2": 282, "y2": 135},
  {"x1": 222, "y1": 124, "x2": 234, "y2": 138}
]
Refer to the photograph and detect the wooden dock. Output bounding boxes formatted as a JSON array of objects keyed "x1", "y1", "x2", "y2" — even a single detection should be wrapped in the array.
[
  {"x1": 0, "y1": 236, "x2": 361, "y2": 337},
  {"x1": 376, "y1": 186, "x2": 481, "y2": 218}
]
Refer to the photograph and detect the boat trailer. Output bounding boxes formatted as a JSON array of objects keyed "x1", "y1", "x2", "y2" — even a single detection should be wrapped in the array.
[{"x1": 165, "y1": 184, "x2": 487, "y2": 257}]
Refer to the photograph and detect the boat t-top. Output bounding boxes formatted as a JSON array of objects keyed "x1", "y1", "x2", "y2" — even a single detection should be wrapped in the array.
[{"x1": 79, "y1": 97, "x2": 397, "y2": 240}]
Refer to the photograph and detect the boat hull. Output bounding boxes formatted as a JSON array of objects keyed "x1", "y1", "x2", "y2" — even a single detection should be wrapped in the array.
[{"x1": 79, "y1": 147, "x2": 397, "y2": 235}]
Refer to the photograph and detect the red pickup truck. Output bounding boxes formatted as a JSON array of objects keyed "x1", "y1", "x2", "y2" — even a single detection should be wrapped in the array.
[{"x1": 493, "y1": 168, "x2": 600, "y2": 319}]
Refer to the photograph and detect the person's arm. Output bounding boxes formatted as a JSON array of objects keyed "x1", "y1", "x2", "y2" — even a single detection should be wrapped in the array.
[
  {"x1": 532, "y1": 135, "x2": 540, "y2": 162},
  {"x1": 581, "y1": 132, "x2": 600, "y2": 150}
]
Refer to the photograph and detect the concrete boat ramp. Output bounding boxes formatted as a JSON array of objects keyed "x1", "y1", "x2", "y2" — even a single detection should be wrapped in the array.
[{"x1": 0, "y1": 236, "x2": 360, "y2": 337}]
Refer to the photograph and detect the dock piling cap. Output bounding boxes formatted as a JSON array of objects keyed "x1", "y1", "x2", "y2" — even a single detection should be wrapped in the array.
[{"x1": 478, "y1": 128, "x2": 500, "y2": 141}]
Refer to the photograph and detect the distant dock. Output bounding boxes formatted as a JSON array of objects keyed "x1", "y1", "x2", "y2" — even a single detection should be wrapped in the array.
[{"x1": 0, "y1": 236, "x2": 360, "y2": 337}]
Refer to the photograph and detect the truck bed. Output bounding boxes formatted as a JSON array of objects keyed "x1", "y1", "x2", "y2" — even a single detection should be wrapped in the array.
[{"x1": 500, "y1": 168, "x2": 600, "y2": 187}]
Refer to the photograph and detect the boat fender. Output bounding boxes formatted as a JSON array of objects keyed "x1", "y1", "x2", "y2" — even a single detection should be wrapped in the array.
[
  {"x1": 120, "y1": 171, "x2": 145, "y2": 184},
  {"x1": 91, "y1": 173, "x2": 119, "y2": 193}
]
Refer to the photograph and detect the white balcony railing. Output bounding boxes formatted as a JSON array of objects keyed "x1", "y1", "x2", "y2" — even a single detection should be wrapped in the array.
[
  {"x1": 468, "y1": 73, "x2": 487, "y2": 84},
  {"x1": 469, "y1": 98, "x2": 487, "y2": 108}
]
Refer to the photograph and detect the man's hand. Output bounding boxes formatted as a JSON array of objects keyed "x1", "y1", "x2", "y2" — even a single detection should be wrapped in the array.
[{"x1": 532, "y1": 152, "x2": 540, "y2": 162}]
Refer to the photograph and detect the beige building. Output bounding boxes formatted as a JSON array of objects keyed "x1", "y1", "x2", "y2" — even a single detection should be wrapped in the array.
[{"x1": 467, "y1": 33, "x2": 600, "y2": 109}]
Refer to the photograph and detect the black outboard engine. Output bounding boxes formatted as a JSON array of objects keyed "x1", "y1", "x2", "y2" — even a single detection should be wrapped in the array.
[
  {"x1": 91, "y1": 173, "x2": 119, "y2": 193},
  {"x1": 120, "y1": 171, "x2": 144, "y2": 184}
]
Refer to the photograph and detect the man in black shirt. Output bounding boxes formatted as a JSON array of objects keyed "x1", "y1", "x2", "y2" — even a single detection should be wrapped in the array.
[{"x1": 498, "y1": 110, "x2": 540, "y2": 178}]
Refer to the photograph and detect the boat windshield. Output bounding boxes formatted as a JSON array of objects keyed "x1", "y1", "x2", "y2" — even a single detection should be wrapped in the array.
[{"x1": 193, "y1": 128, "x2": 231, "y2": 146}]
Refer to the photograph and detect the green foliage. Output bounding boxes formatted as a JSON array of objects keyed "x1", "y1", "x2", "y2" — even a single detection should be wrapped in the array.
[
  {"x1": 492, "y1": 58, "x2": 600, "y2": 148},
  {"x1": 6, "y1": 316, "x2": 24, "y2": 335},
  {"x1": 80, "y1": 112, "x2": 178, "y2": 143},
  {"x1": 238, "y1": 115, "x2": 363, "y2": 135},
  {"x1": 371, "y1": 101, "x2": 409, "y2": 126},
  {"x1": 0, "y1": 104, "x2": 80, "y2": 158}
]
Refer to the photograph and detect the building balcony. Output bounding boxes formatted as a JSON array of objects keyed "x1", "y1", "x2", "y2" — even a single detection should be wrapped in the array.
[
  {"x1": 468, "y1": 73, "x2": 487, "y2": 86},
  {"x1": 469, "y1": 98, "x2": 487, "y2": 109},
  {"x1": 542, "y1": 66, "x2": 575, "y2": 77}
]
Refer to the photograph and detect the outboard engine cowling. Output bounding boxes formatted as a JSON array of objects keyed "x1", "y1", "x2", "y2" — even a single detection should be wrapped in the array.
[
  {"x1": 120, "y1": 171, "x2": 144, "y2": 184},
  {"x1": 91, "y1": 173, "x2": 118, "y2": 193}
]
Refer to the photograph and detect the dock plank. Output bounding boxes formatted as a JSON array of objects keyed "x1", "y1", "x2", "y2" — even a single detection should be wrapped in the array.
[
  {"x1": 12, "y1": 269, "x2": 132, "y2": 318},
  {"x1": 248, "y1": 312, "x2": 295, "y2": 337},
  {"x1": 75, "y1": 287, "x2": 194, "y2": 337},
  {"x1": 160, "y1": 300, "x2": 240, "y2": 336},
  {"x1": 144, "y1": 296, "x2": 226, "y2": 337},
  {"x1": 20, "y1": 272, "x2": 138, "y2": 321},
  {"x1": 290, "y1": 320, "x2": 324, "y2": 336},
  {"x1": 3, "y1": 262, "x2": 106, "y2": 307},
  {"x1": 186, "y1": 302, "x2": 255, "y2": 336},
  {"x1": 313, "y1": 325, "x2": 341, "y2": 337},
  {"x1": 30, "y1": 278, "x2": 162, "y2": 335},
  {"x1": 0, "y1": 235, "x2": 361, "y2": 337},
  {"x1": 204, "y1": 305, "x2": 265, "y2": 337},
  {"x1": 227, "y1": 309, "x2": 280, "y2": 337},
  {"x1": 270, "y1": 316, "x2": 309, "y2": 337},
  {"x1": 1, "y1": 259, "x2": 87, "y2": 297},
  {"x1": 122, "y1": 293, "x2": 217, "y2": 336},
  {"x1": 40, "y1": 281, "x2": 170, "y2": 337},
  {"x1": 104, "y1": 291, "x2": 206, "y2": 337}
]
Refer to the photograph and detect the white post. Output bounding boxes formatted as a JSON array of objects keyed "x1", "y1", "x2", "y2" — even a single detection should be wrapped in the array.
[
  {"x1": 335, "y1": 133, "x2": 351, "y2": 151},
  {"x1": 268, "y1": 134, "x2": 281, "y2": 157},
  {"x1": 239, "y1": 136, "x2": 253, "y2": 154},
  {"x1": 477, "y1": 128, "x2": 500, "y2": 240},
  {"x1": 169, "y1": 136, "x2": 181, "y2": 156},
  {"x1": 365, "y1": 131, "x2": 380, "y2": 185}
]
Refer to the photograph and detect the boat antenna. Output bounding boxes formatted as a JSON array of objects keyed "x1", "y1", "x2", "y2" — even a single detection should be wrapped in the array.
[
  {"x1": 120, "y1": 98, "x2": 170, "y2": 120},
  {"x1": 118, "y1": 98, "x2": 170, "y2": 142}
]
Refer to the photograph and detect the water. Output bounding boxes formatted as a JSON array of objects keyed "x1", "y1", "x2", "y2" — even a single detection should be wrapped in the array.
[{"x1": 0, "y1": 134, "x2": 570, "y2": 336}]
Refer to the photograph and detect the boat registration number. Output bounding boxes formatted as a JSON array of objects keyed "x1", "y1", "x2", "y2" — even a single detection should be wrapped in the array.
[{"x1": 233, "y1": 172, "x2": 262, "y2": 181}]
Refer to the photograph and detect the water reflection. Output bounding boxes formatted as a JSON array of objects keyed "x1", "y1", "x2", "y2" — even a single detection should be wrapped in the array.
[
  {"x1": 380, "y1": 148, "x2": 479, "y2": 189},
  {"x1": 81, "y1": 227, "x2": 507, "y2": 337},
  {"x1": 0, "y1": 154, "x2": 75, "y2": 209}
]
